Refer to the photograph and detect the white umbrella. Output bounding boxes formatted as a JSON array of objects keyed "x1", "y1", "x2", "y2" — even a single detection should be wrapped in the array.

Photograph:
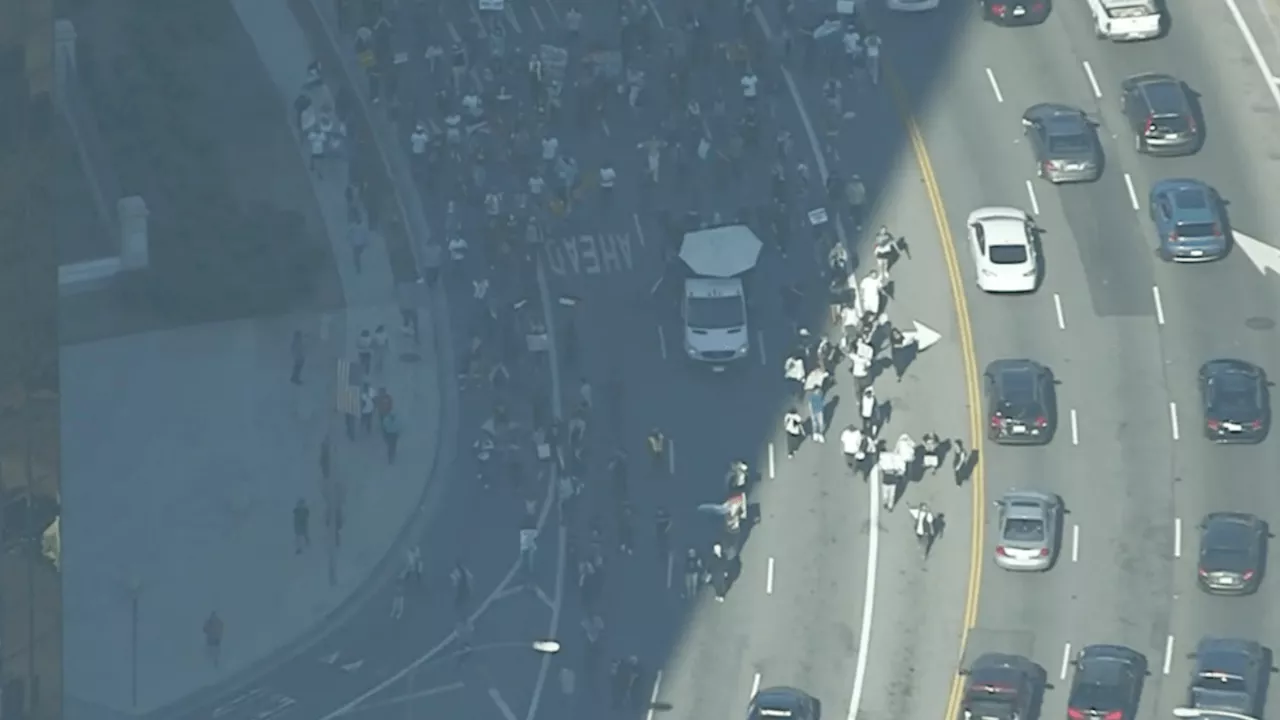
[{"x1": 679, "y1": 225, "x2": 763, "y2": 278}]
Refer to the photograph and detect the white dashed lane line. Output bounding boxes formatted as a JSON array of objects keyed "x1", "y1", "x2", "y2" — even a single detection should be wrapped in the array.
[
  {"x1": 646, "y1": 671, "x2": 664, "y2": 720},
  {"x1": 1082, "y1": 60, "x2": 1103, "y2": 98},
  {"x1": 767, "y1": 443, "x2": 776, "y2": 479},
  {"x1": 1069, "y1": 408, "x2": 1079, "y2": 445},
  {"x1": 1169, "y1": 402, "x2": 1181, "y2": 441},
  {"x1": 1123, "y1": 173, "x2": 1141, "y2": 210},
  {"x1": 985, "y1": 67, "x2": 1005, "y2": 103},
  {"x1": 1162, "y1": 635, "x2": 1176, "y2": 675},
  {"x1": 1152, "y1": 285, "x2": 1166, "y2": 325},
  {"x1": 1025, "y1": 179, "x2": 1040, "y2": 215},
  {"x1": 657, "y1": 325, "x2": 668, "y2": 359},
  {"x1": 766, "y1": 557, "x2": 775, "y2": 595},
  {"x1": 1071, "y1": 524, "x2": 1080, "y2": 563},
  {"x1": 668, "y1": 439, "x2": 677, "y2": 475},
  {"x1": 1053, "y1": 293, "x2": 1066, "y2": 330},
  {"x1": 1174, "y1": 517, "x2": 1183, "y2": 558},
  {"x1": 1060, "y1": 643, "x2": 1073, "y2": 680}
]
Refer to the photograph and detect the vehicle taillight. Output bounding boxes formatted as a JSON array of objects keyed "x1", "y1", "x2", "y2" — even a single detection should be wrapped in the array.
[
  {"x1": 1043, "y1": 161, "x2": 1057, "y2": 173},
  {"x1": 1212, "y1": 223, "x2": 1222, "y2": 237},
  {"x1": 1143, "y1": 116, "x2": 1155, "y2": 136},
  {"x1": 1250, "y1": 420, "x2": 1263, "y2": 429},
  {"x1": 1104, "y1": 712, "x2": 1123, "y2": 720},
  {"x1": 990, "y1": 2, "x2": 1007, "y2": 14},
  {"x1": 1207, "y1": 419, "x2": 1221, "y2": 430},
  {"x1": 1187, "y1": 115, "x2": 1197, "y2": 133},
  {"x1": 1168, "y1": 231, "x2": 1178, "y2": 245},
  {"x1": 1035, "y1": 416, "x2": 1048, "y2": 428},
  {"x1": 1198, "y1": 567, "x2": 1209, "y2": 576},
  {"x1": 1243, "y1": 570, "x2": 1255, "y2": 580},
  {"x1": 1031, "y1": 1, "x2": 1044, "y2": 9},
  {"x1": 996, "y1": 546, "x2": 1009, "y2": 556},
  {"x1": 1039, "y1": 547, "x2": 1050, "y2": 557},
  {"x1": 1068, "y1": 709, "x2": 1086, "y2": 720},
  {"x1": 991, "y1": 414, "x2": 1003, "y2": 428}
]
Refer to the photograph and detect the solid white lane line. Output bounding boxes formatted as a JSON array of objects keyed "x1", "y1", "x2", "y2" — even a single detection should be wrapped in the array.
[
  {"x1": 1082, "y1": 61, "x2": 1103, "y2": 98},
  {"x1": 766, "y1": 557, "x2": 775, "y2": 595},
  {"x1": 751, "y1": 672, "x2": 762, "y2": 698},
  {"x1": 1071, "y1": 524, "x2": 1080, "y2": 562},
  {"x1": 1221, "y1": 0, "x2": 1280, "y2": 112},
  {"x1": 668, "y1": 440, "x2": 677, "y2": 475},
  {"x1": 657, "y1": 325, "x2": 668, "y2": 359},
  {"x1": 503, "y1": 4, "x2": 523, "y2": 32},
  {"x1": 645, "y1": 671, "x2": 663, "y2": 720},
  {"x1": 1025, "y1": 179, "x2": 1040, "y2": 215},
  {"x1": 542, "y1": 0, "x2": 561, "y2": 23},
  {"x1": 1162, "y1": 635, "x2": 1176, "y2": 675},
  {"x1": 767, "y1": 443, "x2": 776, "y2": 479},
  {"x1": 758, "y1": 331, "x2": 767, "y2": 365},
  {"x1": 1123, "y1": 173, "x2": 1141, "y2": 210},
  {"x1": 1169, "y1": 402, "x2": 1181, "y2": 441},
  {"x1": 1070, "y1": 409, "x2": 1079, "y2": 445},
  {"x1": 1060, "y1": 643, "x2": 1073, "y2": 680},
  {"x1": 1053, "y1": 293, "x2": 1066, "y2": 330},
  {"x1": 666, "y1": 552, "x2": 674, "y2": 588},
  {"x1": 985, "y1": 68, "x2": 1005, "y2": 103},
  {"x1": 1174, "y1": 517, "x2": 1183, "y2": 558},
  {"x1": 1152, "y1": 285, "x2": 1166, "y2": 325},
  {"x1": 846, "y1": 466, "x2": 882, "y2": 720}
]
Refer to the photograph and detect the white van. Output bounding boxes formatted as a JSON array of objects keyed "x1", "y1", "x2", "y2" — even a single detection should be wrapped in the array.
[{"x1": 1088, "y1": 0, "x2": 1162, "y2": 40}]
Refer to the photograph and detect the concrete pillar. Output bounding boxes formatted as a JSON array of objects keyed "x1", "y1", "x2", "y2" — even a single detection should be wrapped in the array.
[
  {"x1": 54, "y1": 19, "x2": 77, "y2": 93},
  {"x1": 118, "y1": 196, "x2": 150, "y2": 271}
]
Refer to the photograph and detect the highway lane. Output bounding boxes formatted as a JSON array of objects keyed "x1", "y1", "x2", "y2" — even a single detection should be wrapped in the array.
[{"x1": 876, "y1": 2, "x2": 1280, "y2": 720}]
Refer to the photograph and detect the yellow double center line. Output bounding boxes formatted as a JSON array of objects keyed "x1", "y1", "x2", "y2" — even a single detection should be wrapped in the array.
[{"x1": 884, "y1": 68, "x2": 987, "y2": 720}]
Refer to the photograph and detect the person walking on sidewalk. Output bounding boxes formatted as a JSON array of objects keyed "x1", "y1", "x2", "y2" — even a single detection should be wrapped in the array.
[
  {"x1": 293, "y1": 499, "x2": 311, "y2": 553},
  {"x1": 203, "y1": 611, "x2": 224, "y2": 668},
  {"x1": 451, "y1": 560, "x2": 474, "y2": 614},
  {"x1": 654, "y1": 506, "x2": 672, "y2": 561},
  {"x1": 783, "y1": 408, "x2": 805, "y2": 458},
  {"x1": 290, "y1": 330, "x2": 306, "y2": 385},
  {"x1": 646, "y1": 427, "x2": 667, "y2": 475},
  {"x1": 381, "y1": 410, "x2": 403, "y2": 464}
]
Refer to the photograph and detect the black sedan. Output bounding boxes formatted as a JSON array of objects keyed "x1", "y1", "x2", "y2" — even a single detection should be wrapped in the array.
[
  {"x1": 979, "y1": 0, "x2": 1049, "y2": 25},
  {"x1": 749, "y1": 687, "x2": 820, "y2": 720},
  {"x1": 1022, "y1": 104, "x2": 1102, "y2": 183},
  {"x1": 1067, "y1": 645, "x2": 1145, "y2": 720},
  {"x1": 1199, "y1": 359, "x2": 1270, "y2": 443},
  {"x1": 1197, "y1": 512, "x2": 1267, "y2": 595},
  {"x1": 985, "y1": 359, "x2": 1056, "y2": 445}
]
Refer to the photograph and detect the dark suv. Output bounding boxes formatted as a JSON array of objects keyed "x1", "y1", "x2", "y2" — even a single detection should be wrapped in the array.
[
  {"x1": 960, "y1": 653, "x2": 1044, "y2": 720},
  {"x1": 1120, "y1": 73, "x2": 1200, "y2": 156},
  {"x1": 1184, "y1": 638, "x2": 1270, "y2": 718},
  {"x1": 985, "y1": 359, "x2": 1056, "y2": 445}
]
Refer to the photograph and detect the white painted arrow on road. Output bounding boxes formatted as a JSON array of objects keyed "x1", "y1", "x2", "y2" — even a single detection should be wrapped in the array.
[
  {"x1": 341, "y1": 659, "x2": 365, "y2": 673},
  {"x1": 1232, "y1": 231, "x2": 1280, "y2": 275},
  {"x1": 902, "y1": 320, "x2": 942, "y2": 352}
]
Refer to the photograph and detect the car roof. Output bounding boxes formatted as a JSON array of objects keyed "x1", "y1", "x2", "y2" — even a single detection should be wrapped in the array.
[
  {"x1": 1079, "y1": 644, "x2": 1144, "y2": 668},
  {"x1": 986, "y1": 358, "x2": 1044, "y2": 376},
  {"x1": 1025, "y1": 103, "x2": 1088, "y2": 132},
  {"x1": 1125, "y1": 73, "x2": 1185, "y2": 107},
  {"x1": 1204, "y1": 512, "x2": 1260, "y2": 533}
]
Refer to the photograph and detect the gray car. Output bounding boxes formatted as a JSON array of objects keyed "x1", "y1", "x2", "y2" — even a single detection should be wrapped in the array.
[
  {"x1": 993, "y1": 490, "x2": 1061, "y2": 571},
  {"x1": 1022, "y1": 103, "x2": 1102, "y2": 183},
  {"x1": 1184, "y1": 637, "x2": 1270, "y2": 718}
]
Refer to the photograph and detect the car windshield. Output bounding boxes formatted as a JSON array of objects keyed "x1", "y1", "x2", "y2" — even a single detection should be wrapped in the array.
[
  {"x1": 1205, "y1": 522, "x2": 1252, "y2": 552},
  {"x1": 1175, "y1": 222, "x2": 1217, "y2": 239},
  {"x1": 686, "y1": 295, "x2": 744, "y2": 330},
  {"x1": 1048, "y1": 132, "x2": 1090, "y2": 154},
  {"x1": 1191, "y1": 672, "x2": 1249, "y2": 710},
  {"x1": 1149, "y1": 113, "x2": 1189, "y2": 134},
  {"x1": 989, "y1": 245, "x2": 1029, "y2": 264},
  {"x1": 1072, "y1": 678, "x2": 1123, "y2": 710},
  {"x1": 1003, "y1": 517, "x2": 1045, "y2": 542}
]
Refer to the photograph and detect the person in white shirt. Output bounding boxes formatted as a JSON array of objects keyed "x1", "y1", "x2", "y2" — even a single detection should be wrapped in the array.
[
  {"x1": 528, "y1": 174, "x2": 546, "y2": 197},
  {"x1": 448, "y1": 236, "x2": 468, "y2": 261},
  {"x1": 803, "y1": 367, "x2": 828, "y2": 393},
  {"x1": 741, "y1": 71, "x2": 759, "y2": 102},
  {"x1": 784, "y1": 354, "x2": 805, "y2": 396},
  {"x1": 307, "y1": 129, "x2": 326, "y2": 176},
  {"x1": 908, "y1": 503, "x2": 937, "y2": 558},
  {"x1": 850, "y1": 348, "x2": 871, "y2": 391},
  {"x1": 599, "y1": 162, "x2": 617, "y2": 201},
  {"x1": 860, "y1": 385, "x2": 878, "y2": 435},
  {"x1": 541, "y1": 136, "x2": 559, "y2": 163},
  {"x1": 565, "y1": 6, "x2": 583, "y2": 36},
  {"x1": 843, "y1": 27, "x2": 862, "y2": 61},
  {"x1": 462, "y1": 93, "x2": 483, "y2": 119},
  {"x1": 864, "y1": 33, "x2": 882, "y2": 85},
  {"x1": 782, "y1": 408, "x2": 805, "y2": 458},
  {"x1": 840, "y1": 303, "x2": 861, "y2": 338},
  {"x1": 859, "y1": 271, "x2": 884, "y2": 322},
  {"x1": 841, "y1": 425, "x2": 865, "y2": 472},
  {"x1": 410, "y1": 122, "x2": 429, "y2": 156}
]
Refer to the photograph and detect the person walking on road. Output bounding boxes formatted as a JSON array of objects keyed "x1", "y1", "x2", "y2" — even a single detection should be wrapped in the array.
[
  {"x1": 783, "y1": 408, "x2": 805, "y2": 458},
  {"x1": 390, "y1": 571, "x2": 406, "y2": 619},
  {"x1": 293, "y1": 499, "x2": 311, "y2": 554},
  {"x1": 909, "y1": 503, "x2": 938, "y2": 559},
  {"x1": 359, "y1": 383, "x2": 375, "y2": 435},
  {"x1": 683, "y1": 547, "x2": 703, "y2": 599},
  {"x1": 860, "y1": 386, "x2": 879, "y2": 436},
  {"x1": 203, "y1": 611, "x2": 224, "y2": 668},
  {"x1": 617, "y1": 501, "x2": 636, "y2": 555},
  {"x1": 922, "y1": 432, "x2": 942, "y2": 474},
  {"x1": 708, "y1": 542, "x2": 730, "y2": 602},
  {"x1": 357, "y1": 328, "x2": 373, "y2": 375},
  {"x1": 841, "y1": 425, "x2": 866, "y2": 473},
  {"x1": 451, "y1": 560, "x2": 473, "y2": 613},
  {"x1": 655, "y1": 506, "x2": 672, "y2": 560},
  {"x1": 578, "y1": 377, "x2": 593, "y2": 411},
  {"x1": 952, "y1": 439, "x2": 971, "y2": 486},
  {"x1": 784, "y1": 353, "x2": 806, "y2": 399},
  {"x1": 646, "y1": 427, "x2": 667, "y2": 475},
  {"x1": 846, "y1": 174, "x2": 867, "y2": 230},
  {"x1": 889, "y1": 326, "x2": 915, "y2": 382},
  {"x1": 381, "y1": 410, "x2": 402, "y2": 464},
  {"x1": 874, "y1": 226, "x2": 896, "y2": 279}
]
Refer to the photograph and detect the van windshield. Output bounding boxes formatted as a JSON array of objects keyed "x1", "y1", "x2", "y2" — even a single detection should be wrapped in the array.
[{"x1": 687, "y1": 295, "x2": 744, "y2": 330}]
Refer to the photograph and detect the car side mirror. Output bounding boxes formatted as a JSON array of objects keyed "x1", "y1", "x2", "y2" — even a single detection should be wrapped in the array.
[
  {"x1": 1143, "y1": 669, "x2": 1152, "y2": 677},
  {"x1": 958, "y1": 668, "x2": 971, "y2": 676},
  {"x1": 1271, "y1": 666, "x2": 1279, "y2": 673},
  {"x1": 1020, "y1": 117, "x2": 1033, "y2": 128},
  {"x1": 1185, "y1": 652, "x2": 1196, "y2": 659},
  {"x1": 1266, "y1": 381, "x2": 1275, "y2": 387}
]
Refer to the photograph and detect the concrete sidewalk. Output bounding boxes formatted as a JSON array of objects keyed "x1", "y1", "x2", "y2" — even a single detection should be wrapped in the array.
[{"x1": 60, "y1": 1, "x2": 446, "y2": 717}]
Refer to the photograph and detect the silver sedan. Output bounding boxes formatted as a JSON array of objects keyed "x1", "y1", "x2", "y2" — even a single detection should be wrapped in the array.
[{"x1": 993, "y1": 490, "x2": 1062, "y2": 572}]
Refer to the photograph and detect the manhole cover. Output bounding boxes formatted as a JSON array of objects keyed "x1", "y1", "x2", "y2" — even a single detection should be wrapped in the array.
[{"x1": 1245, "y1": 317, "x2": 1275, "y2": 331}]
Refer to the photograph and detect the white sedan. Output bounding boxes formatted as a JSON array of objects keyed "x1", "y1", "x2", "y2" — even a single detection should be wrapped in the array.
[{"x1": 967, "y1": 206, "x2": 1039, "y2": 293}]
